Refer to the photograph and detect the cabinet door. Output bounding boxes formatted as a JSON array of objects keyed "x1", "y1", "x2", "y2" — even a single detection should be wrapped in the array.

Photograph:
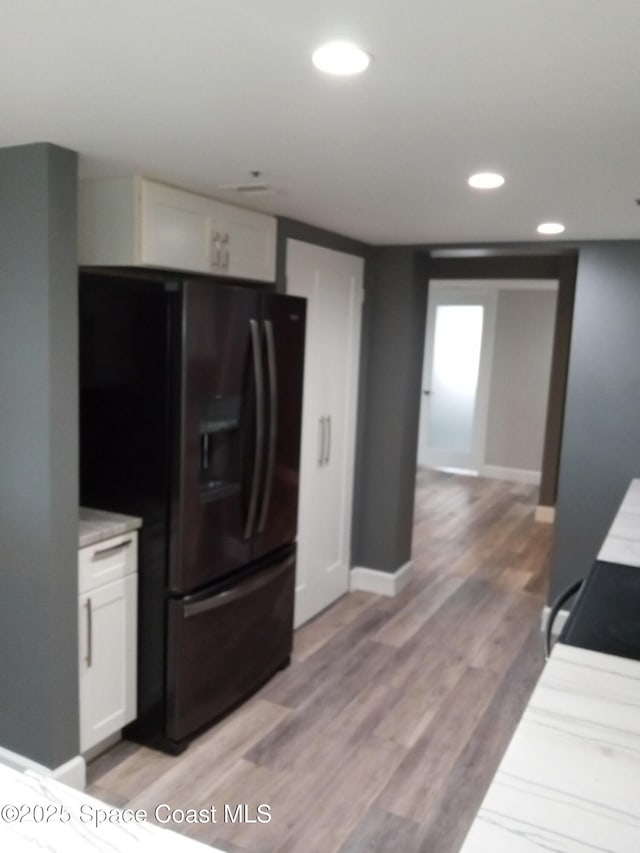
[
  {"x1": 214, "y1": 201, "x2": 276, "y2": 282},
  {"x1": 79, "y1": 573, "x2": 137, "y2": 753},
  {"x1": 140, "y1": 180, "x2": 215, "y2": 274},
  {"x1": 286, "y1": 240, "x2": 364, "y2": 627}
]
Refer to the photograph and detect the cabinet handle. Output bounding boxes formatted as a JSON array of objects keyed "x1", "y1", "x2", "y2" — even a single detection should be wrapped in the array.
[
  {"x1": 92, "y1": 538, "x2": 133, "y2": 560},
  {"x1": 85, "y1": 598, "x2": 92, "y2": 668},
  {"x1": 211, "y1": 231, "x2": 220, "y2": 269},
  {"x1": 220, "y1": 232, "x2": 230, "y2": 271},
  {"x1": 326, "y1": 415, "x2": 332, "y2": 465},
  {"x1": 318, "y1": 417, "x2": 325, "y2": 466}
]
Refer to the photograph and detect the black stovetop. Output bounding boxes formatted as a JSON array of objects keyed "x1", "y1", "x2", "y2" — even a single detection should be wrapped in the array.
[{"x1": 560, "y1": 559, "x2": 640, "y2": 661}]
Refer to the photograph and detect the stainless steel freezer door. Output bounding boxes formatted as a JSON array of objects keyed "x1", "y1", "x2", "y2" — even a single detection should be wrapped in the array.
[{"x1": 165, "y1": 549, "x2": 295, "y2": 744}]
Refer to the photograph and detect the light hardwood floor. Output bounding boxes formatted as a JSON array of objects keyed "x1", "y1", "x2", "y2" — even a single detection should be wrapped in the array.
[{"x1": 87, "y1": 469, "x2": 552, "y2": 852}]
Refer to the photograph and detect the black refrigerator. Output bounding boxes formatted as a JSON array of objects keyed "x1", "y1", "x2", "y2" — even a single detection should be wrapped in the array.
[{"x1": 79, "y1": 269, "x2": 306, "y2": 752}]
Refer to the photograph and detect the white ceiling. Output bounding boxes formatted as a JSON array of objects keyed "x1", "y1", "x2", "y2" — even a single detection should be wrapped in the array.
[{"x1": 2, "y1": 0, "x2": 640, "y2": 245}]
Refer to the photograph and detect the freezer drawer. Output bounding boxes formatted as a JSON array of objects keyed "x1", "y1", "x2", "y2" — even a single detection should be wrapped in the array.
[{"x1": 165, "y1": 549, "x2": 295, "y2": 745}]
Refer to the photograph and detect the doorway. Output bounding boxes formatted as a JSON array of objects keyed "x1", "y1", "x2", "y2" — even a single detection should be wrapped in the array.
[{"x1": 418, "y1": 279, "x2": 559, "y2": 484}]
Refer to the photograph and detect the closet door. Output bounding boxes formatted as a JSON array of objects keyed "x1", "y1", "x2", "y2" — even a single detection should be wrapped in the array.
[{"x1": 286, "y1": 240, "x2": 364, "y2": 627}]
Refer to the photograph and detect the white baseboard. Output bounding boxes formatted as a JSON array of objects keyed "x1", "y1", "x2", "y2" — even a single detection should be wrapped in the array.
[
  {"x1": 0, "y1": 746, "x2": 86, "y2": 790},
  {"x1": 481, "y1": 465, "x2": 541, "y2": 485},
  {"x1": 349, "y1": 561, "x2": 412, "y2": 596},
  {"x1": 82, "y1": 731, "x2": 122, "y2": 764},
  {"x1": 535, "y1": 505, "x2": 556, "y2": 523},
  {"x1": 541, "y1": 606, "x2": 570, "y2": 638}
]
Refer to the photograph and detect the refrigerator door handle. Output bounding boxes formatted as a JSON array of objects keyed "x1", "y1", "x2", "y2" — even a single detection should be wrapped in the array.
[
  {"x1": 257, "y1": 319, "x2": 277, "y2": 533},
  {"x1": 326, "y1": 414, "x2": 332, "y2": 465},
  {"x1": 201, "y1": 432, "x2": 210, "y2": 472},
  {"x1": 182, "y1": 554, "x2": 295, "y2": 618},
  {"x1": 244, "y1": 319, "x2": 264, "y2": 540}
]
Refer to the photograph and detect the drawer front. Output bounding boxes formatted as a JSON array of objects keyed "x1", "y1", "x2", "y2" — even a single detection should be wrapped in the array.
[{"x1": 79, "y1": 531, "x2": 138, "y2": 593}]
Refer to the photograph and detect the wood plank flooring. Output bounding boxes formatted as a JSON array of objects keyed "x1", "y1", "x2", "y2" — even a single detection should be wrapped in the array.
[{"x1": 87, "y1": 469, "x2": 552, "y2": 852}]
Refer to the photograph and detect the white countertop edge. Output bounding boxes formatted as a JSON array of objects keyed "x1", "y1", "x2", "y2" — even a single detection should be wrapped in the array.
[
  {"x1": 597, "y1": 478, "x2": 640, "y2": 566},
  {"x1": 0, "y1": 762, "x2": 223, "y2": 852},
  {"x1": 459, "y1": 642, "x2": 640, "y2": 851},
  {"x1": 79, "y1": 507, "x2": 143, "y2": 548}
]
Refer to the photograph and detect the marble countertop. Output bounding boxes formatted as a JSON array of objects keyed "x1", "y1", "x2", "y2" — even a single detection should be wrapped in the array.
[
  {"x1": 459, "y1": 477, "x2": 640, "y2": 852},
  {"x1": 598, "y1": 479, "x2": 640, "y2": 567},
  {"x1": 459, "y1": 643, "x2": 640, "y2": 852},
  {"x1": 0, "y1": 762, "x2": 223, "y2": 852},
  {"x1": 79, "y1": 507, "x2": 142, "y2": 549}
]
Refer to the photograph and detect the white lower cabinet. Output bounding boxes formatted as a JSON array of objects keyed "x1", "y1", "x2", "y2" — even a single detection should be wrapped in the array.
[{"x1": 78, "y1": 532, "x2": 138, "y2": 753}]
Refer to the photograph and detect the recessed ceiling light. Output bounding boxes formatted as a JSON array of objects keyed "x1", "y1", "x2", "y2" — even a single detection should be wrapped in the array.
[
  {"x1": 312, "y1": 41, "x2": 371, "y2": 75},
  {"x1": 537, "y1": 222, "x2": 565, "y2": 235},
  {"x1": 468, "y1": 172, "x2": 505, "y2": 189}
]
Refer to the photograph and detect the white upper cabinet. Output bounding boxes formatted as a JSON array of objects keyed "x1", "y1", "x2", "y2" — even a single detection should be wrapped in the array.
[
  {"x1": 214, "y1": 199, "x2": 278, "y2": 282},
  {"x1": 78, "y1": 176, "x2": 277, "y2": 283},
  {"x1": 141, "y1": 179, "x2": 214, "y2": 273}
]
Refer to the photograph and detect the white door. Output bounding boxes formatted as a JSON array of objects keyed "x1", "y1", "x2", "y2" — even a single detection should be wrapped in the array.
[
  {"x1": 417, "y1": 286, "x2": 496, "y2": 473},
  {"x1": 286, "y1": 240, "x2": 363, "y2": 627}
]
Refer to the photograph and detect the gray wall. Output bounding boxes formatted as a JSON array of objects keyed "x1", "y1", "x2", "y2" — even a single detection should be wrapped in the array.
[
  {"x1": 485, "y1": 288, "x2": 557, "y2": 472},
  {"x1": 352, "y1": 247, "x2": 428, "y2": 572},
  {"x1": 549, "y1": 242, "x2": 640, "y2": 600},
  {"x1": 0, "y1": 143, "x2": 79, "y2": 767}
]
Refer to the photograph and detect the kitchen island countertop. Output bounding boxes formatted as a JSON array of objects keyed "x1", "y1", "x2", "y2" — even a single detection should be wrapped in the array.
[
  {"x1": 458, "y1": 642, "x2": 640, "y2": 851},
  {"x1": 459, "y1": 478, "x2": 640, "y2": 852},
  {"x1": 598, "y1": 478, "x2": 640, "y2": 567}
]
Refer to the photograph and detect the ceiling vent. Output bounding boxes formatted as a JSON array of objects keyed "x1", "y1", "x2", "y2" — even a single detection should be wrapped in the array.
[{"x1": 218, "y1": 183, "x2": 276, "y2": 195}]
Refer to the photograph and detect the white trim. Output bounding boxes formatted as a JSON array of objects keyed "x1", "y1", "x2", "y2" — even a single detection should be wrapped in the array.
[
  {"x1": 433, "y1": 466, "x2": 479, "y2": 477},
  {"x1": 535, "y1": 505, "x2": 556, "y2": 523},
  {"x1": 541, "y1": 606, "x2": 570, "y2": 639},
  {"x1": 81, "y1": 731, "x2": 122, "y2": 764},
  {"x1": 430, "y1": 278, "x2": 559, "y2": 293},
  {"x1": 481, "y1": 465, "x2": 541, "y2": 485},
  {"x1": 0, "y1": 746, "x2": 86, "y2": 790},
  {"x1": 349, "y1": 561, "x2": 412, "y2": 597}
]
